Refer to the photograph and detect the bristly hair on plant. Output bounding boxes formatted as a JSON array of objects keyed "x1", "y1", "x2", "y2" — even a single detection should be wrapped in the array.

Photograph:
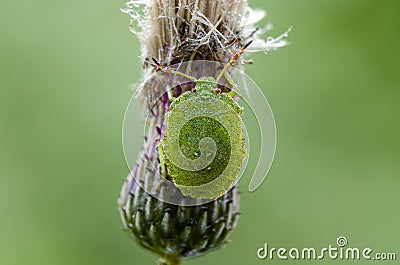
[
  {"x1": 121, "y1": 0, "x2": 290, "y2": 103},
  {"x1": 118, "y1": 1, "x2": 289, "y2": 265}
]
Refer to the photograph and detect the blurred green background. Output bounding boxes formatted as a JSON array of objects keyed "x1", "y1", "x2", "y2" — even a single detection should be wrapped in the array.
[{"x1": 1, "y1": 0, "x2": 399, "y2": 264}]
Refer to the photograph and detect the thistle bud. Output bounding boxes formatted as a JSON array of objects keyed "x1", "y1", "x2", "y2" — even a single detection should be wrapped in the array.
[{"x1": 118, "y1": 0, "x2": 289, "y2": 264}]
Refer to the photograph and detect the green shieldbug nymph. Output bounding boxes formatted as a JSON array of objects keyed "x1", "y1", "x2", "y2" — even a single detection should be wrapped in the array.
[{"x1": 152, "y1": 41, "x2": 252, "y2": 199}]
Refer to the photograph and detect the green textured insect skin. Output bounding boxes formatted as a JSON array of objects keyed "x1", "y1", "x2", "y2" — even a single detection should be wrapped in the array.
[
  {"x1": 169, "y1": 78, "x2": 243, "y2": 115},
  {"x1": 161, "y1": 77, "x2": 246, "y2": 199}
]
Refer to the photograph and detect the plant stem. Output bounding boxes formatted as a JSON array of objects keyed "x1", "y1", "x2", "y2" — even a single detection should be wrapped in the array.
[{"x1": 158, "y1": 256, "x2": 181, "y2": 265}]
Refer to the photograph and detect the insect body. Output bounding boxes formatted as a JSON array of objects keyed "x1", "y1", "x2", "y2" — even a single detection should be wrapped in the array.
[{"x1": 153, "y1": 42, "x2": 251, "y2": 199}]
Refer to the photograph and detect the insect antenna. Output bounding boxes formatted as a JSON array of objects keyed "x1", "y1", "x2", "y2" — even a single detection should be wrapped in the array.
[
  {"x1": 151, "y1": 58, "x2": 197, "y2": 81},
  {"x1": 216, "y1": 40, "x2": 253, "y2": 83}
]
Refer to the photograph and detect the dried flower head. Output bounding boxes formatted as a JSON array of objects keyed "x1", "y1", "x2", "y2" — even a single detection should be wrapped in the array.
[{"x1": 122, "y1": 0, "x2": 290, "y2": 102}]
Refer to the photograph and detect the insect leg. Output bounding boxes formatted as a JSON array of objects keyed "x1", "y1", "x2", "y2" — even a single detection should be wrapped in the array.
[
  {"x1": 224, "y1": 72, "x2": 239, "y2": 96},
  {"x1": 151, "y1": 58, "x2": 197, "y2": 81},
  {"x1": 216, "y1": 40, "x2": 253, "y2": 83}
]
